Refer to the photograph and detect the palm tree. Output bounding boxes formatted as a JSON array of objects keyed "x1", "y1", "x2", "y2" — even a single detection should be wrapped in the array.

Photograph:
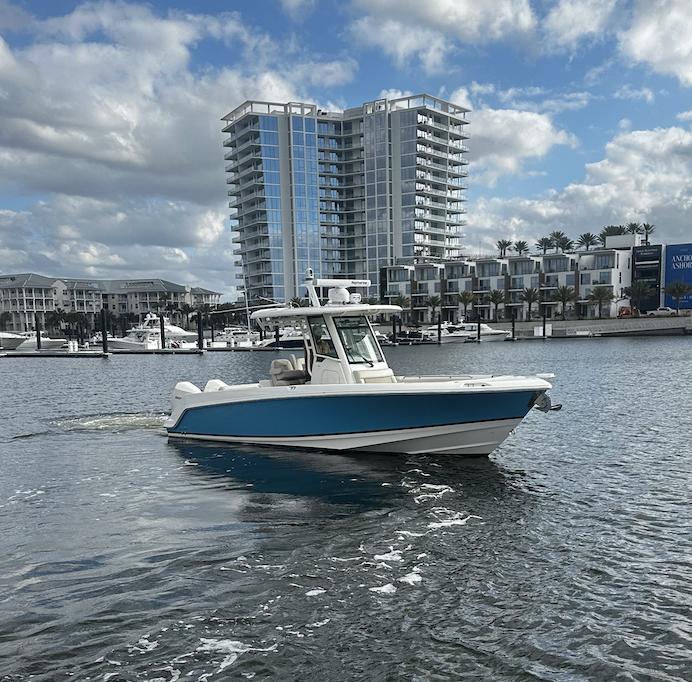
[
  {"x1": 392, "y1": 295, "x2": 411, "y2": 324},
  {"x1": 0, "y1": 311, "x2": 11, "y2": 331},
  {"x1": 45, "y1": 308, "x2": 67, "y2": 334},
  {"x1": 289, "y1": 296, "x2": 307, "y2": 307},
  {"x1": 553, "y1": 285, "x2": 576, "y2": 320},
  {"x1": 513, "y1": 240, "x2": 529, "y2": 256},
  {"x1": 623, "y1": 281, "x2": 653, "y2": 314},
  {"x1": 496, "y1": 239, "x2": 513, "y2": 257},
  {"x1": 457, "y1": 290, "x2": 475, "y2": 320},
  {"x1": 588, "y1": 286, "x2": 614, "y2": 319},
  {"x1": 488, "y1": 289, "x2": 505, "y2": 322},
  {"x1": 179, "y1": 303, "x2": 194, "y2": 329},
  {"x1": 165, "y1": 301, "x2": 179, "y2": 323},
  {"x1": 521, "y1": 287, "x2": 539, "y2": 320},
  {"x1": 598, "y1": 225, "x2": 626, "y2": 247},
  {"x1": 642, "y1": 222, "x2": 655, "y2": 246},
  {"x1": 663, "y1": 281, "x2": 691, "y2": 315},
  {"x1": 549, "y1": 230, "x2": 567, "y2": 253},
  {"x1": 576, "y1": 232, "x2": 598, "y2": 250},
  {"x1": 424, "y1": 295, "x2": 441, "y2": 322},
  {"x1": 557, "y1": 236, "x2": 574, "y2": 252},
  {"x1": 625, "y1": 221, "x2": 643, "y2": 235},
  {"x1": 392, "y1": 295, "x2": 410, "y2": 309},
  {"x1": 535, "y1": 237, "x2": 554, "y2": 254}
]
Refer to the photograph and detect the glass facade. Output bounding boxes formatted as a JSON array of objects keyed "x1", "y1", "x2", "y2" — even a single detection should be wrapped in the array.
[{"x1": 223, "y1": 96, "x2": 469, "y2": 301}]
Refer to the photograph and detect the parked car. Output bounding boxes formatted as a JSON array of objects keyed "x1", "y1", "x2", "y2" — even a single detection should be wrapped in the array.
[{"x1": 647, "y1": 306, "x2": 676, "y2": 317}]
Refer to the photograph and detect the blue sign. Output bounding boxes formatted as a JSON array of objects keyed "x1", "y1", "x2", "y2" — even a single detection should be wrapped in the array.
[{"x1": 664, "y1": 243, "x2": 692, "y2": 309}]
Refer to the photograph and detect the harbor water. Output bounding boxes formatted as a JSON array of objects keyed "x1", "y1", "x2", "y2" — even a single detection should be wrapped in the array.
[{"x1": 1, "y1": 338, "x2": 690, "y2": 680}]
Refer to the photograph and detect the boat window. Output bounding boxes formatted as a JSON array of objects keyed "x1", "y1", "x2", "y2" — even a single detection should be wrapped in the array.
[
  {"x1": 334, "y1": 316, "x2": 383, "y2": 364},
  {"x1": 307, "y1": 316, "x2": 338, "y2": 358}
]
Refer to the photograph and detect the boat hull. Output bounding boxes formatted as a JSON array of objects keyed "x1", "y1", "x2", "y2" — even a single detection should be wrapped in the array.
[{"x1": 166, "y1": 389, "x2": 541, "y2": 456}]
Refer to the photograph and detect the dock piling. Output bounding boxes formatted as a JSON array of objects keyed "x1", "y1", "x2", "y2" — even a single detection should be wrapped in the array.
[
  {"x1": 197, "y1": 315, "x2": 203, "y2": 350},
  {"x1": 391, "y1": 315, "x2": 397, "y2": 344},
  {"x1": 101, "y1": 308, "x2": 108, "y2": 353},
  {"x1": 511, "y1": 310, "x2": 516, "y2": 341},
  {"x1": 542, "y1": 310, "x2": 547, "y2": 339},
  {"x1": 34, "y1": 312, "x2": 41, "y2": 350},
  {"x1": 437, "y1": 315, "x2": 442, "y2": 345},
  {"x1": 476, "y1": 317, "x2": 481, "y2": 343},
  {"x1": 159, "y1": 314, "x2": 166, "y2": 349}
]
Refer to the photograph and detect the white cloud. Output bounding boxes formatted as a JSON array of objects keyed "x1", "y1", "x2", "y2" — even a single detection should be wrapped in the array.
[
  {"x1": 613, "y1": 84, "x2": 654, "y2": 103},
  {"x1": 465, "y1": 124, "x2": 692, "y2": 250},
  {"x1": 543, "y1": 0, "x2": 618, "y2": 52},
  {"x1": 352, "y1": 0, "x2": 535, "y2": 43},
  {"x1": 349, "y1": 17, "x2": 453, "y2": 74},
  {"x1": 677, "y1": 110, "x2": 692, "y2": 121},
  {"x1": 349, "y1": 0, "x2": 535, "y2": 72},
  {"x1": 279, "y1": 0, "x2": 316, "y2": 20},
  {"x1": 619, "y1": 0, "x2": 692, "y2": 86},
  {"x1": 467, "y1": 108, "x2": 577, "y2": 186},
  {"x1": 292, "y1": 58, "x2": 358, "y2": 87},
  {"x1": 378, "y1": 88, "x2": 413, "y2": 101},
  {"x1": 0, "y1": 1, "x2": 351, "y2": 297},
  {"x1": 449, "y1": 88, "x2": 577, "y2": 186}
]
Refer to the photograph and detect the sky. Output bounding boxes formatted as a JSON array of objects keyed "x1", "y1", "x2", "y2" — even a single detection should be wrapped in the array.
[{"x1": 0, "y1": 0, "x2": 691, "y2": 299}]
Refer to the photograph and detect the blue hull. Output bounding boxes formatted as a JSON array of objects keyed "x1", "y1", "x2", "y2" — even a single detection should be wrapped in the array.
[{"x1": 167, "y1": 390, "x2": 540, "y2": 439}]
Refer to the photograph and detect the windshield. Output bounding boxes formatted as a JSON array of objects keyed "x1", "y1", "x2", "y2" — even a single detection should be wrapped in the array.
[
  {"x1": 334, "y1": 316, "x2": 383, "y2": 364},
  {"x1": 307, "y1": 316, "x2": 338, "y2": 358}
]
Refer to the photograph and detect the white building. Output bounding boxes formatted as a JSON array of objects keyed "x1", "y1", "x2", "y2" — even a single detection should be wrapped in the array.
[
  {"x1": 222, "y1": 94, "x2": 470, "y2": 301},
  {"x1": 0, "y1": 273, "x2": 221, "y2": 332},
  {"x1": 383, "y1": 237, "x2": 637, "y2": 323}
]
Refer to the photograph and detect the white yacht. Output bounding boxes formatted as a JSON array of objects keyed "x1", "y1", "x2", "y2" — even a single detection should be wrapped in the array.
[
  {"x1": 258, "y1": 325, "x2": 306, "y2": 349},
  {"x1": 16, "y1": 331, "x2": 67, "y2": 350},
  {"x1": 165, "y1": 271, "x2": 558, "y2": 456},
  {"x1": 0, "y1": 331, "x2": 26, "y2": 350},
  {"x1": 215, "y1": 326, "x2": 261, "y2": 348},
  {"x1": 425, "y1": 321, "x2": 511, "y2": 343},
  {"x1": 110, "y1": 313, "x2": 197, "y2": 350}
]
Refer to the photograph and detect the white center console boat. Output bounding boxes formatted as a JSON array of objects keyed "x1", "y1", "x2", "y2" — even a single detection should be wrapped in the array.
[{"x1": 165, "y1": 272, "x2": 558, "y2": 456}]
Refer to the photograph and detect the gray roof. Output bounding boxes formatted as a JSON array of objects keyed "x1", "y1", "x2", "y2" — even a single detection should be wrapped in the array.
[
  {"x1": 0, "y1": 272, "x2": 216, "y2": 294},
  {"x1": 0, "y1": 273, "x2": 58, "y2": 288}
]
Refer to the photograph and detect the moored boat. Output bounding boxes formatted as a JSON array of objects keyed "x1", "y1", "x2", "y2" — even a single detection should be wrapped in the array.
[
  {"x1": 0, "y1": 331, "x2": 26, "y2": 350},
  {"x1": 165, "y1": 271, "x2": 558, "y2": 456},
  {"x1": 17, "y1": 331, "x2": 67, "y2": 350}
]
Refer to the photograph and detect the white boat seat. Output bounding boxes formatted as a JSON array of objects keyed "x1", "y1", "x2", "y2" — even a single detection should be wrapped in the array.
[
  {"x1": 204, "y1": 379, "x2": 229, "y2": 392},
  {"x1": 352, "y1": 368, "x2": 397, "y2": 384},
  {"x1": 289, "y1": 354, "x2": 306, "y2": 371},
  {"x1": 270, "y1": 359, "x2": 309, "y2": 386},
  {"x1": 174, "y1": 381, "x2": 202, "y2": 395}
]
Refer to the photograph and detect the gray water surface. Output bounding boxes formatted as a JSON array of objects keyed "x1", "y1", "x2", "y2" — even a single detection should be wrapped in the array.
[{"x1": 1, "y1": 338, "x2": 691, "y2": 680}]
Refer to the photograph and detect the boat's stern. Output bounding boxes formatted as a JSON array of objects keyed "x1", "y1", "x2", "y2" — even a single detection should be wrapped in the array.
[{"x1": 165, "y1": 381, "x2": 202, "y2": 431}]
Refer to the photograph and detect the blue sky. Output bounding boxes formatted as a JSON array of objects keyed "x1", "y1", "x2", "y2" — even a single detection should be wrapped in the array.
[{"x1": 0, "y1": 0, "x2": 691, "y2": 297}]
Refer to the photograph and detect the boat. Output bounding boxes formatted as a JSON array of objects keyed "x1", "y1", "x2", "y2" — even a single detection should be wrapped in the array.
[
  {"x1": 165, "y1": 271, "x2": 559, "y2": 456},
  {"x1": 0, "y1": 331, "x2": 26, "y2": 350},
  {"x1": 110, "y1": 313, "x2": 197, "y2": 350},
  {"x1": 215, "y1": 326, "x2": 261, "y2": 348},
  {"x1": 16, "y1": 331, "x2": 67, "y2": 350},
  {"x1": 258, "y1": 325, "x2": 306, "y2": 349},
  {"x1": 428, "y1": 322, "x2": 511, "y2": 343}
]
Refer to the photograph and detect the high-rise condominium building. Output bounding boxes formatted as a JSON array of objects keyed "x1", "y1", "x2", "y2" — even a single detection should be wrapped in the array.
[{"x1": 222, "y1": 94, "x2": 470, "y2": 301}]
